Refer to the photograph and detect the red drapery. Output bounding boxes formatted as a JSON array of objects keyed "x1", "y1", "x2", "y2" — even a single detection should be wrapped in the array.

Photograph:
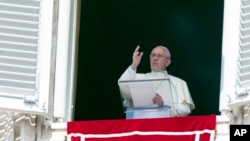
[{"x1": 67, "y1": 115, "x2": 216, "y2": 141}]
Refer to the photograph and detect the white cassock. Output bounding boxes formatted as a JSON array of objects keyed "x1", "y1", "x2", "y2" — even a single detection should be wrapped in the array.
[{"x1": 118, "y1": 66, "x2": 195, "y2": 119}]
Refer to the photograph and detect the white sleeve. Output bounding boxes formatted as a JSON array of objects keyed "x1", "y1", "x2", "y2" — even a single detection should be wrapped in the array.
[
  {"x1": 181, "y1": 81, "x2": 195, "y2": 110},
  {"x1": 168, "y1": 77, "x2": 195, "y2": 116},
  {"x1": 176, "y1": 80, "x2": 195, "y2": 116},
  {"x1": 118, "y1": 66, "x2": 136, "y2": 81},
  {"x1": 176, "y1": 102, "x2": 192, "y2": 116},
  {"x1": 117, "y1": 66, "x2": 136, "y2": 107}
]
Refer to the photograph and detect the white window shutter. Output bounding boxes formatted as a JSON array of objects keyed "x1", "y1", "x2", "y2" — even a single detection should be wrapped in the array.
[
  {"x1": 237, "y1": 0, "x2": 250, "y2": 90},
  {"x1": 0, "y1": 0, "x2": 53, "y2": 115},
  {"x1": 227, "y1": 0, "x2": 250, "y2": 108}
]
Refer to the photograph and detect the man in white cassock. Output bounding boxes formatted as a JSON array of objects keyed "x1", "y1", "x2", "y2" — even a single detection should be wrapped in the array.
[{"x1": 118, "y1": 45, "x2": 195, "y2": 119}]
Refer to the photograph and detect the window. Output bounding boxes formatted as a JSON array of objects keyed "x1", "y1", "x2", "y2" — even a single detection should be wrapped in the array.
[
  {"x1": 220, "y1": 0, "x2": 250, "y2": 112},
  {"x1": 0, "y1": 0, "x2": 54, "y2": 115}
]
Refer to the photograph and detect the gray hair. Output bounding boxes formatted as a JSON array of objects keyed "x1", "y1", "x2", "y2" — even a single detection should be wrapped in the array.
[{"x1": 156, "y1": 45, "x2": 171, "y2": 59}]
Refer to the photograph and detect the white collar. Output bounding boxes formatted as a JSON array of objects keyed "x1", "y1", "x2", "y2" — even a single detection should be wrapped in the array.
[{"x1": 151, "y1": 70, "x2": 169, "y2": 78}]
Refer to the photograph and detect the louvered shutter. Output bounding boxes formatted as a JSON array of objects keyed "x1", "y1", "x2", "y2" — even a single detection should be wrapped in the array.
[
  {"x1": 0, "y1": 0, "x2": 52, "y2": 115},
  {"x1": 237, "y1": 0, "x2": 250, "y2": 91},
  {"x1": 227, "y1": 0, "x2": 250, "y2": 108}
]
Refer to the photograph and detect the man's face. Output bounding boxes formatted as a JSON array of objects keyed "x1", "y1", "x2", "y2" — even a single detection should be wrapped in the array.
[{"x1": 150, "y1": 47, "x2": 171, "y2": 71}]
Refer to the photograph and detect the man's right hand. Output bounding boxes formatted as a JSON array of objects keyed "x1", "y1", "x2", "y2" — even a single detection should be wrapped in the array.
[{"x1": 130, "y1": 45, "x2": 143, "y2": 70}]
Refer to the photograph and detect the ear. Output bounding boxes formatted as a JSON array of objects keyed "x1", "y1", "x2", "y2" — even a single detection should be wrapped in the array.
[{"x1": 166, "y1": 59, "x2": 171, "y2": 67}]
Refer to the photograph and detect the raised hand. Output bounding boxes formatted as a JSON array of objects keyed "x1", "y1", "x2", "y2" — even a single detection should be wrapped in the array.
[{"x1": 131, "y1": 45, "x2": 143, "y2": 70}]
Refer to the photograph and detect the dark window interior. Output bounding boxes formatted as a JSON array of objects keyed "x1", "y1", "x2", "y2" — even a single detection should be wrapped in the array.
[{"x1": 74, "y1": 0, "x2": 224, "y2": 120}]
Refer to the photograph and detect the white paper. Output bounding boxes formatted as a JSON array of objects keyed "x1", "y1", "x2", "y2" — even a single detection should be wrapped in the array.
[{"x1": 128, "y1": 81, "x2": 155, "y2": 107}]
